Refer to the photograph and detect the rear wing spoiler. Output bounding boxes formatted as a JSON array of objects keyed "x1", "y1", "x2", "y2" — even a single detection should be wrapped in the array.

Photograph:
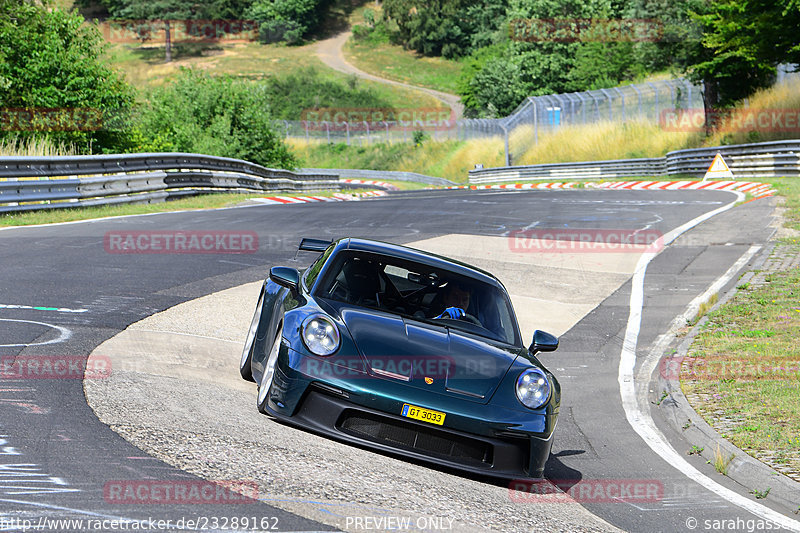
[{"x1": 298, "y1": 238, "x2": 333, "y2": 253}]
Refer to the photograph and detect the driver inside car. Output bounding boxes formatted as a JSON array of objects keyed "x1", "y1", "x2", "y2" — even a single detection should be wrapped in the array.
[{"x1": 434, "y1": 282, "x2": 471, "y2": 320}]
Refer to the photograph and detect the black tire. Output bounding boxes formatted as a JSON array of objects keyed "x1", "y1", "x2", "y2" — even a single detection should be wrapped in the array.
[
  {"x1": 257, "y1": 325, "x2": 282, "y2": 414},
  {"x1": 239, "y1": 290, "x2": 265, "y2": 382}
]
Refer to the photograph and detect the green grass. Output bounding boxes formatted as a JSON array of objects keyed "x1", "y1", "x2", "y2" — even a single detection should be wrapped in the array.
[
  {"x1": 342, "y1": 4, "x2": 464, "y2": 95},
  {"x1": 344, "y1": 39, "x2": 464, "y2": 95},
  {"x1": 345, "y1": 179, "x2": 428, "y2": 191},
  {"x1": 681, "y1": 243, "x2": 800, "y2": 477},
  {"x1": 1, "y1": 193, "x2": 279, "y2": 227},
  {"x1": 710, "y1": 445, "x2": 735, "y2": 476},
  {"x1": 104, "y1": 40, "x2": 444, "y2": 112},
  {"x1": 0, "y1": 183, "x2": 418, "y2": 227},
  {"x1": 763, "y1": 177, "x2": 800, "y2": 233}
]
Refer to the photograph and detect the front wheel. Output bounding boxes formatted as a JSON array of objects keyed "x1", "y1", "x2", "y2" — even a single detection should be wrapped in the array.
[
  {"x1": 257, "y1": 326, "x2": 282, "y2": 414},
  {"x1": 240, "y1": 290, "x2": 265, "y2": 382}
]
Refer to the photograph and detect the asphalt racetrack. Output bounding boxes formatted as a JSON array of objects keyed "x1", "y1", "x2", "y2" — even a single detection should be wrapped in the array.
[{"x1": 1, "y1": 187, "x2": 797, "y2": 532}]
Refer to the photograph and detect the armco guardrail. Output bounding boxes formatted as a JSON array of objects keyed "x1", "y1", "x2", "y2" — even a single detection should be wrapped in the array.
[
  {"x1": 469, "y1": 140, "x2": 800, "y2": 183},
  {"x1": 0, "y1": 153, "x2": 339, "y2": 213},
  {"x1": 301, "y1": 168, "x2": 455, "y2": 186}
]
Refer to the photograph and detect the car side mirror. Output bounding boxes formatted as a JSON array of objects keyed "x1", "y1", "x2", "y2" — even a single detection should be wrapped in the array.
[
  {"x1": 529, "y1": 330, "x2": 559, "y2": 355},
  {"x1": 270, "y1": 266, "x2": 300, "y2": 293}
]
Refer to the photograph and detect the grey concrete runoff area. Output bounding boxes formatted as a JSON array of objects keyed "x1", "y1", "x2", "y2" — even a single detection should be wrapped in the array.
[
  {"x1": 85, "y1": 279, "x2": 619, "y2": 533},
  {"x1": 2, "y1": 187, "x2": 798, "y2": 532},
  {"x1": 85, "y1": 226, "x2": 640, "y2": 532}
]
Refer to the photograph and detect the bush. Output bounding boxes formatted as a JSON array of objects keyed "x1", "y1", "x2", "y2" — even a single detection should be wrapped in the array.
[
  {"x1": 0, "y1": 0, "x2": 134, "y2": 153},
  {"x1": 247, "y1": 0, "x2": 332, "y2": 44},
  {"x1": 458, "y1": 53, "x2": 530, "y2": 118},
  {"x1": 137, "y1": 69, "x2": 297, "y2": 168},
  {"x1": 259, "y1": 67, "x2": 392, "y2": 120}
]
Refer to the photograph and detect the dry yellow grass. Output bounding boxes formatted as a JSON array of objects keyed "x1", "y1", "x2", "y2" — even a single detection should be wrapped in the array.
[
  {"x1": 439, "y1": 138, "x2": 505, "y2": 175},
  {"x1": 0, "y1": 137, "x2": 79, "y2": 157},
  {"x1": 705, "y1": 79, "x2": 800, "y2": 146},
  {"x1": 512, "y1": 121, "x2": 698, "y2": 165},
  {"x1": 287, "y1": 136, "x2": 505, "y2": 180}
]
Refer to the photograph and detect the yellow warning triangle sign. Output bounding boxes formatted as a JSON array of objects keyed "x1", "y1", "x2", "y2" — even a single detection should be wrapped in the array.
[{"x1": 703, "y1": 153, "x2": 734, "y2": 181}]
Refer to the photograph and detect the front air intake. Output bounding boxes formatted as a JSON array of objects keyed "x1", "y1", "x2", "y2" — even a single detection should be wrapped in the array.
[{"x1": 337, "y1": 410, "x2": 493, "y2": 465}]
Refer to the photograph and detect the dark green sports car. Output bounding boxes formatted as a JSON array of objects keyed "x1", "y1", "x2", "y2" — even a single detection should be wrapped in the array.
[{"x1": 240, "y1": 237, "x2": 560, "y2": 480}]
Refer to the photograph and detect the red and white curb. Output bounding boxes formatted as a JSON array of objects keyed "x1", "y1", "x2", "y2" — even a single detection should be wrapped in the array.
[
  {"x1": 252, "y1": 190, "x2": 388, "y2": 205},
  {"x1": 341, "y1": 178, "x2": 399, "y2": 191},
  {"x1": 444, "y1": 182, "x2": 577, "y2": 190},
  {"x1": 586, "y1": 180, "x2": 776, "y2": 199},
  {"x1": 250, "y1": 180, "x2": 777, "y2": 206}
]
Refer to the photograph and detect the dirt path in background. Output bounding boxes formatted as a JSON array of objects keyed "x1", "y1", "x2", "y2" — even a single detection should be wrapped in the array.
[{"x1": 316, "y1": 31, "x2": 464, "y2": 119}]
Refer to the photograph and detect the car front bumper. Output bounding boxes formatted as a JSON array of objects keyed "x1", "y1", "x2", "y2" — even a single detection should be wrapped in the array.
[{"x1": 264, "y1": 346, "x2": 557, "y2": 479}]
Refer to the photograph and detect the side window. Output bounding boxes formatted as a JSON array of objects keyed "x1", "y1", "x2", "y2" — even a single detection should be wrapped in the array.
[{"x1": 303, "y1": 245, "x2": 334, "y2": 289}]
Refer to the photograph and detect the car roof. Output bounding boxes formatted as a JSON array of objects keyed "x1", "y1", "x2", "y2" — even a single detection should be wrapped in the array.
[{"x1": 335, "y1": 237, "x2": 506, "y2": 290}]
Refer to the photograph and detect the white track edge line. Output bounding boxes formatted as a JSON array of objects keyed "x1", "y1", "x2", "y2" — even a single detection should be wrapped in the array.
[{"x1": 618, "y1": 190, "x2": 800, "y2": 530}]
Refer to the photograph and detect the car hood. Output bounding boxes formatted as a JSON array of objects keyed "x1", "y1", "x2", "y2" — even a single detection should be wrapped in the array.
[{"x1": 337, "y1": 306, "x2": 519, "y2": 403}]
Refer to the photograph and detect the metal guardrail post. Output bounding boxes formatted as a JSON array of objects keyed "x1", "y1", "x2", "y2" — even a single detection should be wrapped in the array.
[
  {"x1": 614, "y1": 87, "x2": 626, "y2": 122},
  {"x1": 666, "y1": 82, "x2": 676, "y2": 110},
  {"x1": 600, "y1": 89, "x2": 613, "y2": 121},
  {"x1": 575, "y1": 93, "x2": 587, "y2": 124},
  {"x1": 647, "y1": 82, "x2": 659, "y2": 121},
  {"x1": 502, "y1": 122, "x2": 511, "y2": 167},
  {"x1": 631, "y1": 85, "x2": 643, "y2": 119}
]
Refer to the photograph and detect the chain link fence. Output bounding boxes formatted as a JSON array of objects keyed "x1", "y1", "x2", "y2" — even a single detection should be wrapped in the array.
[{"x1": 280, "y1": 78, "x2": 704, "y2": 163}]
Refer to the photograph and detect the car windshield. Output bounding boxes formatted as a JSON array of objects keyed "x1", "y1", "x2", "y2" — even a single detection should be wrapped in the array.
[{"x1": 315, "y1": 251, "x2": 519, "y2": 345}]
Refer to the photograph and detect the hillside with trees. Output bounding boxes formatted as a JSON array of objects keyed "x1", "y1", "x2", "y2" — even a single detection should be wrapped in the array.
[
  {"x1": 369, "y1": 0, "x2": 800, "y2": 117},
  {"x1": 2, "y1": 0, "x2": 799, "y2": 169}
]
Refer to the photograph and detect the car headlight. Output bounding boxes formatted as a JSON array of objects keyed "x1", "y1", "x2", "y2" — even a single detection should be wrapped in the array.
[
  {"x1": 516, "y1": 368, "x2": 551, "y2": 409},
  {"x1": 301, "y1": 314, "x2": 340, "y2": 356}
]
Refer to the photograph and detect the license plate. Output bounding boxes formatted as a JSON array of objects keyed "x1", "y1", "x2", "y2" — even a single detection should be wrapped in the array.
[{"x1": 401, "y1": 403, "x2": 445, "y2": 426}]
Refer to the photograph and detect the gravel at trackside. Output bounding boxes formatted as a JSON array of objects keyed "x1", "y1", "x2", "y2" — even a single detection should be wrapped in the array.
[
  {"x1": 84, "y1": 278, "x2": 619, "y2": 533},
  {"x1": 86, "y1": 360, "x2": 618, "y2": 533}
]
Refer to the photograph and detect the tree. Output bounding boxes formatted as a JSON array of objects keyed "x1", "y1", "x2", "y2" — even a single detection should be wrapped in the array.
[
  {"x1": 689, "y1": 0, "x2": 800, "y2": 104},
  {"x1": 108, "y1": 0, "x2": 209, "y2": 62},
  {"x1": 246, "y1": 0, "x2": 333, "y2": 44},
  {"x1": 682, "y1": 0, "x2": 800, "y2": 134},
  {"x1": 383, "y1": 0, "x2": 508, "y2": 59},
  {"x1": 0, "y1": 0, "x2": 134, "y2": 152},
  {"x1": 459, "y1": 0, "x2": 637, "y2": 116}
]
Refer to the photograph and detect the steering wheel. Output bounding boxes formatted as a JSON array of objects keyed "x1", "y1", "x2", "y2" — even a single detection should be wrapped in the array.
[
  {"x1": 432, "y1": 309, "x2": 482, "y2": 327},
  {"x1": 461, "y1": 313, "x2": 482, "y2": 326}
]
